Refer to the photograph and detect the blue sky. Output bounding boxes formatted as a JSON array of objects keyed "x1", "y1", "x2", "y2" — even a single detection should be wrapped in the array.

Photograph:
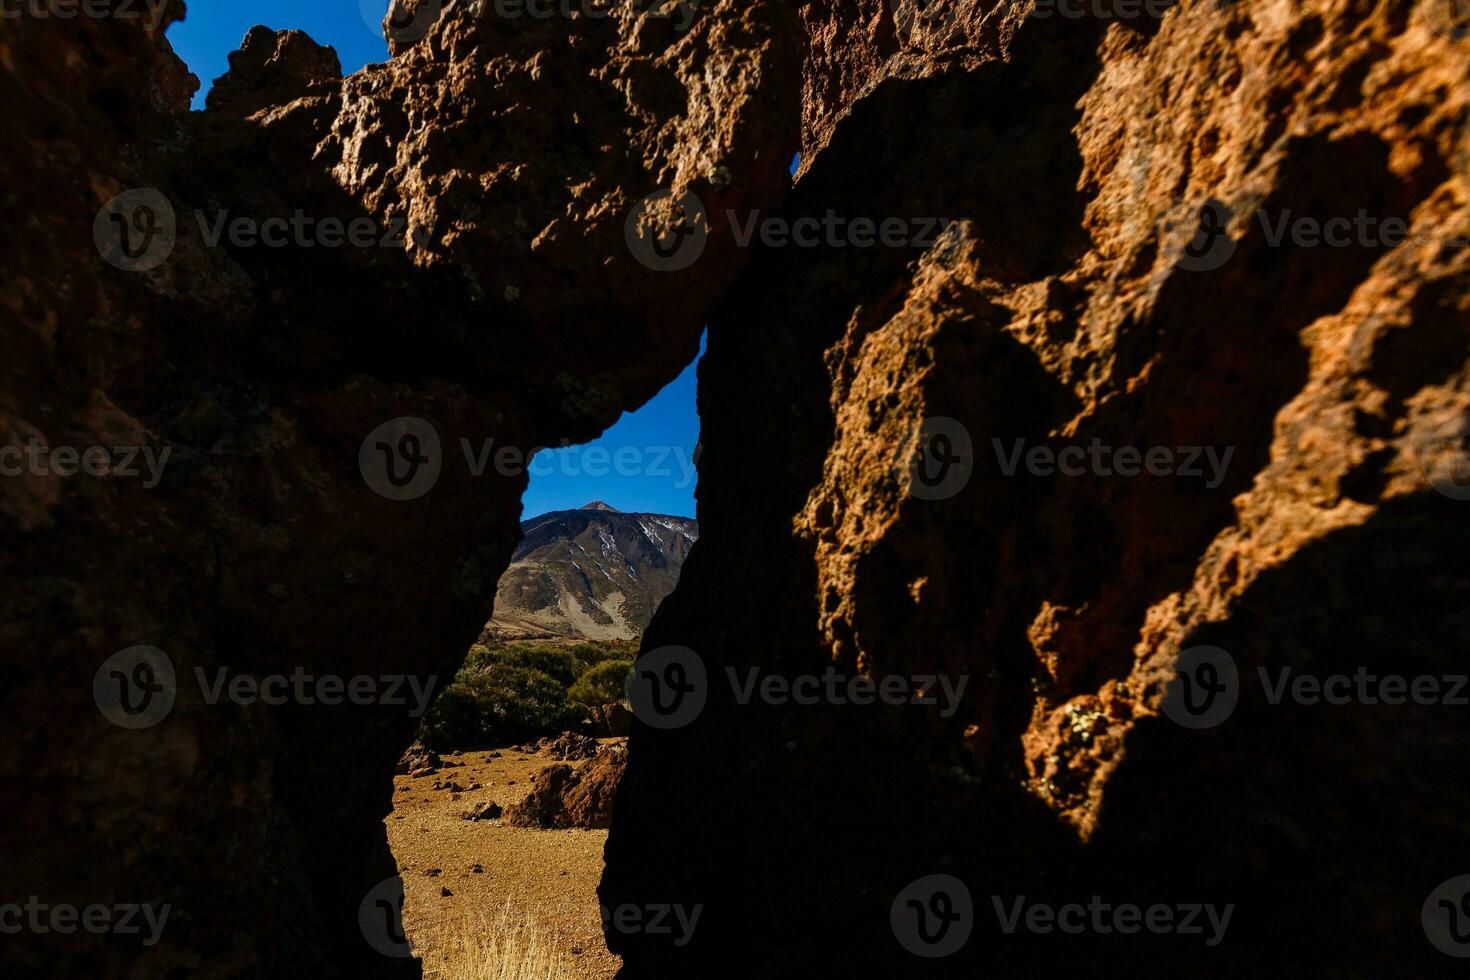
[
  {"x1": 167, "y1": 6, "x2": 712, "y2": 520},
  {"x1": 520, "y1": 334, "x2": 704, "y2": 520},
  {"x1": 168, "y1": 1, "x2": 389, "y2": 106}
]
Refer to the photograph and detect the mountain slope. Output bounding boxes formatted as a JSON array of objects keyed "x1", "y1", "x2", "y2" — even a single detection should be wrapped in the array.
[{"x1": 483, "y1": 503, "x2": 698, "y2": 642}]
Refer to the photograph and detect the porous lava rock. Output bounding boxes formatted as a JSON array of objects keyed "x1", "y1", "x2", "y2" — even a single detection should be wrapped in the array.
[
  {"x1": 602, "y1": 1, "x2": 1470, "y2": 976},
  {"x1": 506, "y1": 747, "x2": 627, "y2": 829},
  {"x1": 0, "y1": 2, "x2": 797, "y2": 976}
]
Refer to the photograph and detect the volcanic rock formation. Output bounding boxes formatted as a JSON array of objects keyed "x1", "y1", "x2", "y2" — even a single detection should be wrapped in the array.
[
  {"x1": 504, "y1": 743, "x2": 627, "y2": 830},
  {"x1": 604, "y1": 1, "x2": 1470, "y2": 977},
  {"x1": 1, "y1": 2, "x2": 796, "y2": 976},
  {"x1": 3, "y1": 0, "x2": 1469, "y2": 978}
]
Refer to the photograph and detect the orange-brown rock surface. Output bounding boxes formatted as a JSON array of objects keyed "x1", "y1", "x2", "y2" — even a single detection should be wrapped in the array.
[
  {"x1": 505, "y1": 745, "x2": 627, "y2": 829},
  {"x1": 0, "y1": 2, "x2": 796, "y2": 976},
  {"x1": 604, "y1": 1, "x2": 1470, "y2": 976}
]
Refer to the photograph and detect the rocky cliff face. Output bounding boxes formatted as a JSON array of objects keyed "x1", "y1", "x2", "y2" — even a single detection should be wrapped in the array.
[
  {"x1": 605, "y1": 1, "x2": 1470, "y2": 977},
  {"x1": 486, "y1": 504, "x2": 698, "y2": 641},
  {"x1": 4, "y1": 0, "x2": 1468, "y2": 977},
  {"x1": 0, "y1": 2, "x2": 795, "y2": 976}
]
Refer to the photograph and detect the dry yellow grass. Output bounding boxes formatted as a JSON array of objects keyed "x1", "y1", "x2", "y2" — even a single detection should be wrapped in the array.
[{"x1": 418, "y1": 903, "x2": 577, "y2": 980}]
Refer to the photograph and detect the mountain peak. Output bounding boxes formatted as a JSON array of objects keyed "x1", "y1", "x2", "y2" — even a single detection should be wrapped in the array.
[{"x1": 491, "y1": 507, "x2": 699, "y2": 642}]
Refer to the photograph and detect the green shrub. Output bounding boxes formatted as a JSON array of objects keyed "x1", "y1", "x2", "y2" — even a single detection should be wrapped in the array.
[
  {"x1": 462, "y1": 644, "x2": 499, "y2": 671},
  {"x1": 568, "y1": 659, "x2": 634, "y2": 706},
  {"x1": 567, "y1": 640, "x2": 638, "y2": 668},
  {"x1": 416, "y1": 639, "x2": 645, "y2": 748},
  {"x1": 458, "y1": 643, "x2": 583, "y2": 686},
  {"x1": 498, "y1": 646, "x2": 582, "y2": 687},
  {"x1": 418, "y1": 664, "x2": 582, "y2": 749}
]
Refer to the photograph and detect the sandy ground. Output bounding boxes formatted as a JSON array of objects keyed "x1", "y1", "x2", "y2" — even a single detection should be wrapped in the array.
[{"x1": 387, "y1": 743, "x2": 623, "y2": 979}]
